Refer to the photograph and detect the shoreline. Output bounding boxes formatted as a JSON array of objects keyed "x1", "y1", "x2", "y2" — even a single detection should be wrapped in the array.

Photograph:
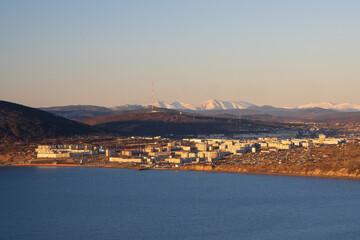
[
  {"x1": 177, "y1": 166, "x2": 360, "y2": 181},
  {"x1": 3, "y1": 163, "x2": 360, "y2": 181},
  {"x1": 178, "y1": 164, "x2": 360, "y2": 180}
]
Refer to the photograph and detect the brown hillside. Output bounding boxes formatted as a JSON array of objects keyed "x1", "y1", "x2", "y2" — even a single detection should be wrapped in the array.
[
  {"x1": 80, "y1": 110, "x2": 285, "y2": 136},
  {"x1": 0, "y1": 100, "x2": 102, "y2": 142}
]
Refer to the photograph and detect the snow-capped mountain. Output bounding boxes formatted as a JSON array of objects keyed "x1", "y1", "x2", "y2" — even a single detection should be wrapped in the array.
[
  {"x1": 297, "y1": 102, "x2": 336, "y2": 109},
  {"x1": 199, "y1": 99, "x2": 255, "y2": 111},
  {"x1": 41, "y1": 99, "x2": 360, "y2": 121},
  {"x1": 144, "y1": 99, "x2": 256, "y2": 111},
  {"x1": 142, "y1": 101, "x2": 198, "y2": 110},
  {"x1": 297, "y1": 102, "x2": 360, "y2": 112},
  {"x1": 334, "y1": 103, "x2": 360, "y2": 111},
  {"x1": 111, "y1": 104, "x2": 145, "y2": 111},
  {"x1": 153, "y1": 100, "x2": 176, "y2": 109},
  {"x1": 171, "y1": 101, "x2": 198, "y2": 110},
  {"x1": 108, "y1": 100, "x2": 360, "y2": 113}
]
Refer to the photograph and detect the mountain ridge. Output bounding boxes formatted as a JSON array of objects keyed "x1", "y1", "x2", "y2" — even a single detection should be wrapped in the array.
[
  {"x1": 39, "y1": 99, "x2": 360, "y2": 122},
  {"x1": 41, "y1": 99, "x2": 360, "y2": 112},
  {"x1": 296, "y1": 102, "x2": 360, "y2": 112}
]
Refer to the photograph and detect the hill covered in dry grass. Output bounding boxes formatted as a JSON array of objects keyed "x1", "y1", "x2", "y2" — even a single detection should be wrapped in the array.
[{"x1": 0, "y1": 100, "x2": 102, "y2": 142}]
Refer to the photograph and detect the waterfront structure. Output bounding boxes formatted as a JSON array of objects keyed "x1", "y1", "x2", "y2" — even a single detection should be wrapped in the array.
[{"x1": 36, "y1": 145, "x2": 95, "y2": 158}]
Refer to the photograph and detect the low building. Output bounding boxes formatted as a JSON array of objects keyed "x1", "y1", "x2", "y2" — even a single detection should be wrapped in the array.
[
  {"x1": 36, "y1": 145, "x2": 93, "y2": 158},
  {"x1": 106, "y1": 149, "x2": 115, "y2": 157},
  {"x1": 166, "y1": 158, "x2": 194, "y2": 164},
  {"x1": 109, "y1": 157, "x2": 145, "y2": 163}
]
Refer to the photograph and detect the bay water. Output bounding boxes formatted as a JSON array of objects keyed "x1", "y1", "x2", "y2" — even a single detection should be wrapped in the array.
[{"x1": 0, "y1": 167, "x2": 359, "y2": 240}]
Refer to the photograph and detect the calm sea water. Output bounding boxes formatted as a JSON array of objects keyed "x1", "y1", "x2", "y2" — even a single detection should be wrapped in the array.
[{"x1": 0, "y1": 167, "x2": 359, "y2": 240}]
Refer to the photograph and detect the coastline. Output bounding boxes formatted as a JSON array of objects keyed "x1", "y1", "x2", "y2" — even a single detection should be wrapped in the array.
[
  {"x1": 4, "y1": 163, "x2": 360, "y2": 180},
  {"x1": 177, "y1": 165, "x2": 360, "y2": 180}
]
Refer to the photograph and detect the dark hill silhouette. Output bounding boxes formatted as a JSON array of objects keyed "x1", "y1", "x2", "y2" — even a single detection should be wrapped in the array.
[
  {"x1": 318, "y1": 112, "x2": 360, "y2": 123},
  {"x1": 80, "y1": 110, "x2": 284, "y2": 136},
  {"x1": 0, "y1": 100, "x2": 102, "y2": 142}
]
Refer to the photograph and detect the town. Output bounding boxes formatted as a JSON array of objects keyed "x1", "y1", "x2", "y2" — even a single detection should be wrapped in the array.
[{"x1": 32, "y1": 134, "x2": 348, "y2": 169}]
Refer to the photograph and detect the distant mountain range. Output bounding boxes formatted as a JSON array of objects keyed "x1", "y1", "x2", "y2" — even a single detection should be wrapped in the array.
[
  {"x1": 297, "y1": 102, "x2": 360, "y2": 112},
  {"x1": 150, "y1": 99, "x2": 255, "y2": 111},
  {"x1": 150, "y1": 99, "x2": 360, "y2": 112},
  {"x1": 40, "y1": 99, "x2": 360, "y2": 121},
  {"x1": 41, "y1": 99, "x2": 360, "y2": 112}
]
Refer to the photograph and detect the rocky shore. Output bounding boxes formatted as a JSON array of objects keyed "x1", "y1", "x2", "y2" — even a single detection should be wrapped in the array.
[
  {"x1": 3, "y1": 162, "x2": 359, "y2": 180},
  {"x1": 178, "y1": 163, "x2": 360, "y2": 180}
]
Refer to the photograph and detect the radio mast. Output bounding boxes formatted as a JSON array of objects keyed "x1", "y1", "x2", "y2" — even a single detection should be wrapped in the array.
[{"x1": 151, "y1": 81, "x2": 154, "y2": 112}]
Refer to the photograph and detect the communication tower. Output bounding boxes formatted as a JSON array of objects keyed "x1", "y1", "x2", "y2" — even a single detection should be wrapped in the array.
[{"x1": 152, "y1": 81, "x2": 154, "y2": 112}]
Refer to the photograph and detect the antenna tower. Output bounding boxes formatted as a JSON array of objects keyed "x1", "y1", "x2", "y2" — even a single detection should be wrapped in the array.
[{"x1": 152, "y1": 81, "x2": 154, "y2": 112}]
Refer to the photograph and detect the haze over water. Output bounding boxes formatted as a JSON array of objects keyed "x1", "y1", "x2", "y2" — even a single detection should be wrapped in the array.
[{"x1": 1, "y1": 167, "x2": 359, "y2": 240}]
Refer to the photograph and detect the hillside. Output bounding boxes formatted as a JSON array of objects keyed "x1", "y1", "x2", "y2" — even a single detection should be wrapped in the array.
[
  {"x1": 40, "y1": 105, "x2": 116, "y2": 120},
  {"x1": 80, "y1": 110, "x2": 287, "y2": 136},
  {"x1": 319, "y1": 112, "x2": 360, "y2": 124},
  {"x1": 0, "y1": 100, "x2": 102, "y2": 142}
]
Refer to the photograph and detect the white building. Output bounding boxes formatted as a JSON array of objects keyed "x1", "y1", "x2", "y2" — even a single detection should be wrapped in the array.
[{"x1": 109, "y1": 157, "x2": 145, "y2": 163}]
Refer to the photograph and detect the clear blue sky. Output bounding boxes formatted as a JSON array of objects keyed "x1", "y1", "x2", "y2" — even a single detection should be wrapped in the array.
[{"x1": 1, "y1": 0, "x2": 360, "y2": 107}]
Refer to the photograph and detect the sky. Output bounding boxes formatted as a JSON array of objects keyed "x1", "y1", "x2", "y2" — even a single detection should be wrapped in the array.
[{"x1": 1, "y1": 0, "x2": 360, "y2": 108}]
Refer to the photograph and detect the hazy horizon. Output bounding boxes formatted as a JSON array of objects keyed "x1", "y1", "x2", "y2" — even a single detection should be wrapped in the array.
[
  {"x1": 1, "y1": 0, "x2": 360, "y2": 108},
  {"x1": 13, "y1": 98, "x2": 360, "y2": 109}
]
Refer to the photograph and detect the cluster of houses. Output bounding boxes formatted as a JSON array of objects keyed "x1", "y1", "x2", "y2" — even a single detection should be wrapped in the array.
[
  {"x1": 35, "y1": 134, "x2": 346, "y2": 165},
  {"x1": 109, "y1": 141, "x2": 222, "y2": 164},
  {"x1": 108, "y1": 134, "x2": 346, "y2": 165}
]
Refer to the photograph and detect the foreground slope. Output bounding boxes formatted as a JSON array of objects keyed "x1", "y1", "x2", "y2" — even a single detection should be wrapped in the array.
[{"x1": 0, "y1": 100, "x2": 101, "y2": 142}]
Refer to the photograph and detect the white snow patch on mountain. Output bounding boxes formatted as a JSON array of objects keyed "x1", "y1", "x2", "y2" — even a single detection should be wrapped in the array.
[
  {"x1": 297, "y1": 102, "x2": 360, "y2": 111},
  {"x1": 171, "y1": 101, "x2": 198, "y2": 110},
  {"x1": 153, "y1": 100, "x2": 176, "y2": 109},
  {"x1": 199, "y1": 99, "x2": 255, "y2": 110}
]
